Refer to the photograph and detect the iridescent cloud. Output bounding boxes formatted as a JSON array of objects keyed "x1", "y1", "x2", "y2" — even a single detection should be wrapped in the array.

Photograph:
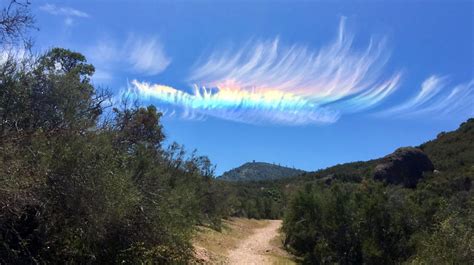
[
  {"x1": 129, "y1": 80, "x2": 339, "y2": 125},
  {"x1": 127, "y1": 18, "x2": 402, "y2": 125}
]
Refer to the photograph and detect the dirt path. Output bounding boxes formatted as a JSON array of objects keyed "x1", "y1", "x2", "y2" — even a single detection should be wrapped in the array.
[{"x1": 227, "y1": 220, "x2": 284, "y2": 265}]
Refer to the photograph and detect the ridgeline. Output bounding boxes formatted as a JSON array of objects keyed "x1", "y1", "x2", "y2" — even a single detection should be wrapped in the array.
[{"x1": 219, "y1": 162, "x2": 305, "y2": 181}]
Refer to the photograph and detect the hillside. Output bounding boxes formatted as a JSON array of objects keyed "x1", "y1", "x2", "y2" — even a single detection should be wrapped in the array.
[
  {"x1": 222, "y1": 118, "x2": 474, "y2": 220},
  {"x1": 284, "y1": 118, "x2": 474, "y2": 185},
  {"x1": 279, "y1": 118, "x2": 473, "y2": 264},
  {"x1": 219, "y1": 162, "x2": 306, "y2": 181},
  {"x1": 420, "y1": 118, "x2": 474, "y2": 172}
]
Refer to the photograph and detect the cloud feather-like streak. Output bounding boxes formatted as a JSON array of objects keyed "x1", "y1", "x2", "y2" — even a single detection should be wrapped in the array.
[
  {"x1": 130, "y1": 18, "x2": 402, "y2": 125},
  {"x1": 381, "y1": 76, "x2": 474, "y2": 118},
  {"x1": 130, "y1": 80, "x2": 339, "y2": 125}
]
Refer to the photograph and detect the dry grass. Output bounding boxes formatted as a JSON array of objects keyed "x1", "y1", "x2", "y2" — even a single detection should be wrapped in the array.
[{"x1": 268, "y1": 230, "x2": 298, "y2": 265}]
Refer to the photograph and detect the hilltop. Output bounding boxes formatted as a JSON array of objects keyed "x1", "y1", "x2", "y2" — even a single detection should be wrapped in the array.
[{"x1": 219, "y1": 162, "x2": 305, "y2": 181}]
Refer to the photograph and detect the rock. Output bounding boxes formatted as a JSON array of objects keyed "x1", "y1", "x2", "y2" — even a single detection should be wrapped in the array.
[
  {"x1": 373, "y1": 147, "x2": 434, "y2": 188},
  {"x1": 321, "y1": 175, "x2": 334, "y2": 185},
  {"x1": 193, "y1": 246, "x2": 211, "y2": 264}
]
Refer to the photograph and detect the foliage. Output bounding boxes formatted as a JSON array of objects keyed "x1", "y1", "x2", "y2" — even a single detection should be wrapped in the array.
[
  {"x1": 222, "y1": 181, "x2": 287, "y2": 219},
  {"x1": 0, "y1": 48, "x2": 227, "y2": 264},
  {"x1": 282, "y1": 120, "x2": 474, "y2": 264},
  {"x1": 420, "y1": 118, "x2": 474, "y2": 171},
  {"x1": 283, "y1": 181, "x2": 416, "y2": 264}
]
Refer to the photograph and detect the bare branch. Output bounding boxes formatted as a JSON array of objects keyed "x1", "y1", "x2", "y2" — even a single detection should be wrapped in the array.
[{"x1": 0, "y1": 0, "x2": 35, "y2": 46}]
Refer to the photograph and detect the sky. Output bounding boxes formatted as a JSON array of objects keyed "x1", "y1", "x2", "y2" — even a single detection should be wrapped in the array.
[{"x1": 31, "y1": 0, "x2": 473, "y2": 175}]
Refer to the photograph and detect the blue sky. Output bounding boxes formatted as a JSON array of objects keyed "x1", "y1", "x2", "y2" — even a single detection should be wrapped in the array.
[{"x1": 32, "y1": 0, "x2": 473, "y2": 175}]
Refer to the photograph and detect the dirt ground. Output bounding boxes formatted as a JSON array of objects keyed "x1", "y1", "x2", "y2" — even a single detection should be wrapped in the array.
[{"x1": 192, "y1": 218, "x2": 296, "y2": 265}]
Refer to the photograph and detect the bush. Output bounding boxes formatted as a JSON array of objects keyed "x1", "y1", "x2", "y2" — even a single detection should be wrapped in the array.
[
  {"x1": 283, "y1": 181, "x2": 418, "y2": 264},
  {"x1": 0, "y1": 48, "x2": 226, "y2": 264}
]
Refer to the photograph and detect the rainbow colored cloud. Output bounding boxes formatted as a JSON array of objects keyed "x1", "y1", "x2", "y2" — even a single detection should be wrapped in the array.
[
  {"x1": 130, "y1": 80, "x2": 339, "y2": 125},
  {"x1": 125, "y1": 18, "x2": 402, "y2": 125},
  {"x1": 123, "y1": 18, "x2": 472, "y2": 125}
]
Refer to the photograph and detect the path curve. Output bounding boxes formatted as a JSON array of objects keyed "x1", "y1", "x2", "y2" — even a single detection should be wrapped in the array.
[{"x1": 227, "y1": 220, "x2": 282, "y2": 265}]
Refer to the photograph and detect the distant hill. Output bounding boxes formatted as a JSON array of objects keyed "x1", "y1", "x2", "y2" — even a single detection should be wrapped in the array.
[
  {"x1": 219, "y1": 162, "x2": 306, "y2": 181},
  {"x1": 218, "y1": 118, "x2": 474, "y2": 183},
  {"x1": 281, "y1": 118, "x2": 474, "y2": 185}
]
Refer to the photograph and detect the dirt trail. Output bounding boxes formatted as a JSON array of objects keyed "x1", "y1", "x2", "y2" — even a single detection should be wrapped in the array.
[{"x1": 227, "y1": 220, "x2": 283, "y2": 265}]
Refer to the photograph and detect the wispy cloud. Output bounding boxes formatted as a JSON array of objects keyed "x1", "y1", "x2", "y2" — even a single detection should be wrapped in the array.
[
  {"x1": 380, "y1": 75, "x2": 474, "y2": 118},
  {"x1": 40, "y1": 4, "x2": 89, "y2": 18},
  {"x1": 87, "y1": 35, "x2": 171, "y2": 79},
  {"x1": 128, "y1": 17, "x2": 401, "y2": 125},
  {"x1": 40, "y1": 4, "x2": 89, "y2": 27},
  {"x1": 126, "y1": 36, "x2": 171, "y2": 75}
]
